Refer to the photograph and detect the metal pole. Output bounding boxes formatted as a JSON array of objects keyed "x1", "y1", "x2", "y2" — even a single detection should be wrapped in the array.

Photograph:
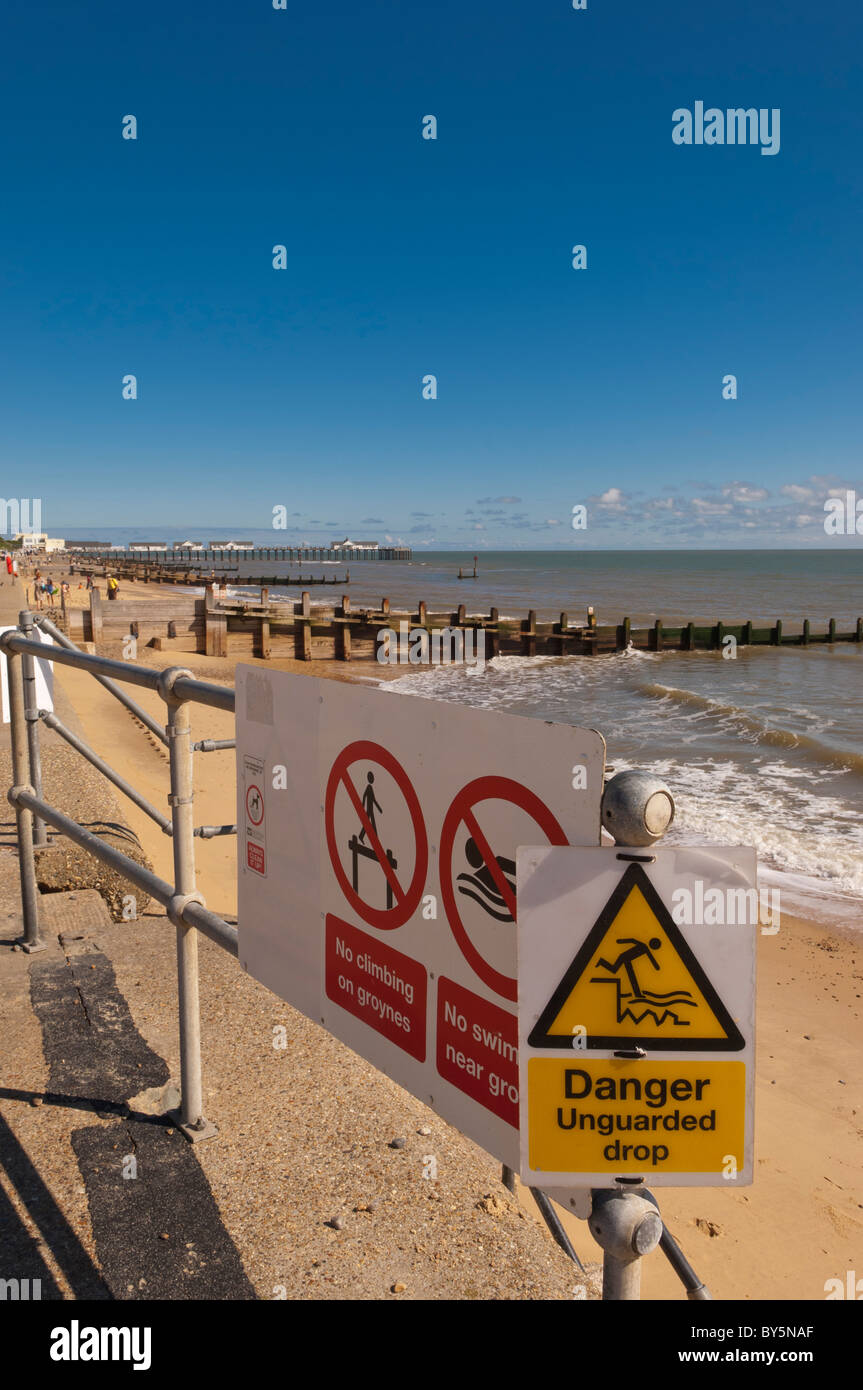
[
  {"x1": 19, "y1": 610, "x2": 47, "y2": 847},
  {"x1": 588, "y1": 1189, "x2": 662, "y2": 1300},
  {"x1": 163, "y1": 671, "x2": 215, "y2": 1141},
  {"x1": 587, "y1": 769, "x2": 676, "y2": 1299},
  {"x1": 4, "y1": 640, "x2": 44, "y2": 952},
  {"x1": 640, "y1": 1188, "x2": 712, "y2": 1299}
]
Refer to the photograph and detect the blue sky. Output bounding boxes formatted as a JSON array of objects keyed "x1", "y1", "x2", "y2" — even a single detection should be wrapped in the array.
[{"x1": 1, "y1": 0, "x2": 861, "y2": 547}]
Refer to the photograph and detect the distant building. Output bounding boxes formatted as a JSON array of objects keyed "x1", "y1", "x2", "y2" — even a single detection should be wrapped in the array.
[
  {"x1": 173, "y1": 540, "x2": 204, "y2": 550},
  {"x1": 330, "y1": 538, "x2": 378, "y2": 551},
  {"x1": 128, "y1": 542, "x2": 169, "y2": 552},
  {"x1": 70, "y1": 540, "x2": 111, "y2": 550},
  {"x1": 209, "y1": 540, "x2": 254, "y2": 551},
  {"x1": 14, "y1": 533, "x2": 65, "y2": 552}
]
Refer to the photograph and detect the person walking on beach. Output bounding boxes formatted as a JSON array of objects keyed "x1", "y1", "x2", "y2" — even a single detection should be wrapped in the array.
[
  {"x1": 45, "y1": 576, "x2": 56, "y2": 608},
  {"x1": 85, "y1": 572, "x2": 93, "y2": 591},
  {"x1": 107, "y1": 574, "x2": 120, "y2": 600}
]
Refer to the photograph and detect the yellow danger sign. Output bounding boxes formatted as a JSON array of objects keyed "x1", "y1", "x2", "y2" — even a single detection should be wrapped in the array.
[
  {"x1": 527, "y1": 1058, "x2": 746, "y2": 1175},
  {"x1": 528, "y1": 863, "x2": 744, "y2": 1051}
]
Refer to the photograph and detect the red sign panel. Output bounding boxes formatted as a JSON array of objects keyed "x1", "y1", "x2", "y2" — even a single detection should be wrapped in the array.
[
  {"x1": 436, "y1": 976, "x2": 519, "y2": 1128},
  {"x1": 247, "y1": 842, "x2": 265, "y2": 874},
  {"x1": 325, "y1": 915, "x2": 427, "y2": 1061}
]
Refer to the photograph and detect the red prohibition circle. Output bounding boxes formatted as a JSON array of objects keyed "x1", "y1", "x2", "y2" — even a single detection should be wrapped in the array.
[
  {"x1": 325, "y1": 740, "x2": 428, "y2": 931},
  {"x1": 245, "y1": 784, "x2": 264, "y2": 826},
  {"x1": 439, "y1": 775, "x2": 569, "y2": 1001}
]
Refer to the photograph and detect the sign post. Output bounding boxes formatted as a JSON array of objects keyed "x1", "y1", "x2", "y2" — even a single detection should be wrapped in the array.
[
  {"x1": 236, "y1": 666, "x2": 606, "y2": 1177},
  {"x1": 517, "y1": 783, "x2": 756, "y2": 1299}
]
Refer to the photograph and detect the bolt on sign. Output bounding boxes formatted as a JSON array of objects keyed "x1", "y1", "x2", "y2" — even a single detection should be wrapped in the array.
[
  {"x1": 517, "y1": 846, "x2": 755, "y2": 1188},
  {"x1": 236, "y1": 666, "x2": 606, "y2": 1172}
]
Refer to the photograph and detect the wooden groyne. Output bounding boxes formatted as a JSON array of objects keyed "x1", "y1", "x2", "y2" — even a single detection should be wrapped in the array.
[
  {"x1": 69, "y1": 559, "x2": 350, "y2": 587},
  {"x1": 56, "y1": 587, "x2": 863, "y2": 662}
]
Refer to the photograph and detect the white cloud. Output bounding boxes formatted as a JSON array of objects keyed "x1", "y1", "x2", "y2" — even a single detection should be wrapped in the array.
[
  {"x1": 780, "y1": 484, "x2": 816, "y2": 503},
  {"x1": 722, "y1": 483, "x2": 769, "y2": 503}
]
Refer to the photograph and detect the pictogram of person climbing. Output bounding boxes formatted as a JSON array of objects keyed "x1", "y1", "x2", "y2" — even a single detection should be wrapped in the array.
[{"x1": 358, "y1": 770, "x2": 382, "y2": 843}]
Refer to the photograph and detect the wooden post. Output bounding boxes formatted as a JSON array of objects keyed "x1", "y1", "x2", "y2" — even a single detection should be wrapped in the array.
[
  {"x1": 259, "y1": 616, "x2": 271, "y2": 659},
  {"x1": 457, "y1": 604, "x2": 466, "y2": 626},
  {"x1": 558, "y1": 612, "x2": 568, "y2": 656},
  {"x1": 618, "y1": 617, "x2": 631, "y2": 651},
  {"x1": 381, "y1": 598, "x2": 390, "y2": 616},
  {"x1": 523, "y1": 610, "x2": 536, "y2": 658},
  {"x1": 802, "y1": 619, "x2": 810, "y2": 646},
  {"x1": 828, "y1": 618, "x2": 836, "y2": 642},
  {"x1": 340, "y1": 596, "x2": 352, "y2": 661},
  {"x1": 487, "y1": 607, "x2": 499, "y2": 658},
  {"x1": 857, "y1": 617, "x2": 863, "y2": 643},
  {"x1": 715, "y1": 621, "x2": 724, "y2": 651},
  {"x1": 300, "y1": 591, "x2": 312, "y2": 660},
  {"x1": 261, "y1": 587, "x2": 269, "y2": 606},
  {"x1": 742, "y1": 621, "x2": 752, "y2": 646},
  {"x1": 417, "y1": 600, "x2": 427, "y2": 626},
  {"x1": 653, "y1": 619, "x2": 663, "y2": 652},
  {"x1": 684, "y1": 621, "x2": 694, "y2": 651},
  {"x1": 204, "y1": 582, "x2": 227, "y2": 657},
  {"x1": 89, "y1": 588, "x2": 103, "y2": 643},
  {"x1": 773, "y1": 620, "x2": 783, "y2": 646},
  {"x1": 205, "y1": 611, "x2": 227, "y2": 657}
]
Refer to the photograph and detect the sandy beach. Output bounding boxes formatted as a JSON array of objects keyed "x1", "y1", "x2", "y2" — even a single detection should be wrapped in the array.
[{"x1": 31, "y1": 578, "x2": 861, "y2": 1303}]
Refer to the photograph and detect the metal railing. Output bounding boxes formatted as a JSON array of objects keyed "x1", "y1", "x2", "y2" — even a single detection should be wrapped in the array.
[
  {"x1": 1, "y1": 609, "x2": 237, "y2": 1140},
  {"x1": 2, "y1": 607, "x2": 711, "y2": 1297}
]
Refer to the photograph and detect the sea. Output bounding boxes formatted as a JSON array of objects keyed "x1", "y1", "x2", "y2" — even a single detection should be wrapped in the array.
[{"x1": 231, "y1": 549, "x2": 863, "y2": 930}]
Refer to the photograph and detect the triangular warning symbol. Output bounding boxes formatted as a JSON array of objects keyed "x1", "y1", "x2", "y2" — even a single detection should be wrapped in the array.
[{"x1": 528, "y1": 863, "x2": 745, "y2": 1052}]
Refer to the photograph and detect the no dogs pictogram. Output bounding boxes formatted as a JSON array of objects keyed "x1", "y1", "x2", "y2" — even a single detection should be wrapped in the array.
[
  {"x1": 325, "y1": 741, "x2": 428, "y2": 931},
  {"x1": 440, "y1": 776, "x2": 569, "y2": 1001},
  {"x1": 245, "y1": 784, "x2": 264, "y2": 826}
]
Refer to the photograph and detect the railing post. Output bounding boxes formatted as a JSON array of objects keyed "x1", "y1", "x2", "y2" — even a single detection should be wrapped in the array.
[
  {"x1": 161, "y1": 668, "x2": 216, "y2": 1142},
  {"x1": 3, "y1": 635, "x2": 44, "y2": 952},
  {"x1": 19, "y1": 610, "x2": 47, "y2": 847},
  {"x1": 590, "y1": 770, "x2": 676, "y2": 1299}
]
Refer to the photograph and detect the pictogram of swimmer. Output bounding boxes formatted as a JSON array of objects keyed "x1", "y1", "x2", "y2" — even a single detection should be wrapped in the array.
[
  {"x1": 456, "y1": 837, "x2": 517, "y2": 922},
  {"x1": 358, "y1": 771, "x2": 382, "y2": 843}
]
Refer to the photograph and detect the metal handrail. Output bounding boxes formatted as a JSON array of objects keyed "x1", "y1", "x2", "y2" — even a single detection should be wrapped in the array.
[
  {"x1": 12, "y1": 788, "x2": 238, "y2": 957},
  {"x1": 35, "y1": 614, "x2": 171, "y2": 745},
  {"x1": 38, "y1": 709, "x2": 173, "y2": 833},
  {"x1": 1, "y1": 612, "x2": 238, "y2": 1140}
]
